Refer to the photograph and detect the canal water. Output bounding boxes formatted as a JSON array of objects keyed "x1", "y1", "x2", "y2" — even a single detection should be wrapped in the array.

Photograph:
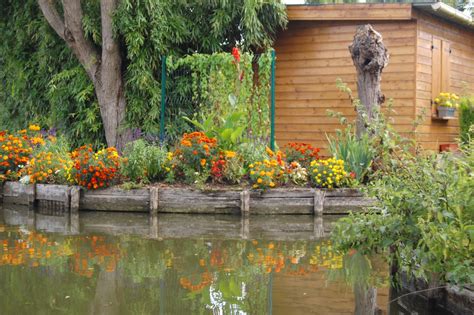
[{"x1": 0, "y1": 205, "x2": 437, "y2": 315}]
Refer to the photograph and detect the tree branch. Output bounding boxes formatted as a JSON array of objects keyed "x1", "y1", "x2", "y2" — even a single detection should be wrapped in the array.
[
  {"x1": 61, "y1": 0, "x2": 101, "y2": 81},
  {"x1": 38, "y1": 0, "x2": 66, "y2": 41}
]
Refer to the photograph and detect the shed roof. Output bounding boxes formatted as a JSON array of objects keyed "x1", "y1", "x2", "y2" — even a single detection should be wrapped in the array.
[{"x1": 287, "y1": 3, "x2": 474, "y2": 30}]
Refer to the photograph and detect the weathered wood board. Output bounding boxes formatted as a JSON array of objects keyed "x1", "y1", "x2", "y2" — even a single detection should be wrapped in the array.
[
  {"x1": 36, "y1": 184, "x2": 70, "y2": 212},
  {"x1": 2, "y1": 182, "x2": 35, "y2": 206},
  {"x1": 1, "y1": 182, "x2": 375, "y2": 215},
  {"x1": 158, "y1": 188, "x2": 242, "y2": 214},
  {"x1": 80, "y1": 187, "x2": 150, "y2": 212},
  {"x1": 250, "y1": 188, "x2": 314, "y2": 214}
]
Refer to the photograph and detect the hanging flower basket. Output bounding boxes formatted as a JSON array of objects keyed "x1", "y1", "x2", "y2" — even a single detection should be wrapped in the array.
[
  {"x1": 434, "y1": 92, "x2": 459, "y2": 119},
  {"x1": 437, "y1": 106, "x2": 456, "y2": 118}
]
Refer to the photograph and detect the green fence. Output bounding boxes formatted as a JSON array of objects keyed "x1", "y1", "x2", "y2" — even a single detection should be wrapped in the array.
[{"x1": 158, "y1": 50, "x2": 276, "y2": 150}]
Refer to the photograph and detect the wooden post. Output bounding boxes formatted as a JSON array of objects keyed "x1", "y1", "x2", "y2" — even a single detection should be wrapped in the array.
[
  {"x1": 240, "y1": 190, "x2": 250, "y2": 216},
  {"x1": 240, "y1": 216, "x2": 250, "y2": 239},
  {"x1": 314, "y1": 216, "x2": 325, "y2": 238},
  {"x1": 27, "y1": 183, "x2": 36, "y2": 210},
  {"x1": 69, "y1": 186, "x2": 80, "y2": 234},
  {"x1": 150, "y1": 187, "x2": 159, "y2": 215},
  {"x1": 349, "y1": 24, "x2": 389, "y2": 136},
  {"x1": 313, "y1": 189, "x2": 325, "y2": 216},
  {"x1": 149, "y1": 212, "x2": 159, "y2": 239}
]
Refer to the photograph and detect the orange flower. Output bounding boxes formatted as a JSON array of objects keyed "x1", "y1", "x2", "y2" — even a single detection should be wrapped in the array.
[{"x1": 200, "y1": 159, "x2": 206, "y2": 166}]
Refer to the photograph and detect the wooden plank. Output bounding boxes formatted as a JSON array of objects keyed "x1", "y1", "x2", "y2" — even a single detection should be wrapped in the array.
[
  {"x1": 441, "y1": 40, "x2": 451, "y2": 92},
  {"x1": 159, "y1": 187, "x2": 241, "y2": 199},
  {"x1": 287, "y1": 4, "x2": 412, "y2": 21},
  {"x1": 80, "y1": 188, "x2": 150, "y2": 212},
  {"x1": 36, "y1": 184, "x2": 69, "y2": 204},
  {"x1": 2, "y1": 182, "x2": 35, "y2": 206},
  {"x1": 431, "y1": 37, "x2": 442, "y2": 116},
  {"x1": 277, "y1": 46, "x2": 416, "y2": 61},
  {"x1": 158, "y1": 203, "x2": 241, "y2": 215},
  {"x1": 323, "y1": 197, "x2": 376, "y2": 213},
  {"x1": 276, "y1": 38, "x2": 415, "y2": 53},
  {"x1": 250, "y1": 188, "x2": 315, "y2": 199},
  {"x1": 282, "y1": 22, "x2": 415, "y2": 39}
]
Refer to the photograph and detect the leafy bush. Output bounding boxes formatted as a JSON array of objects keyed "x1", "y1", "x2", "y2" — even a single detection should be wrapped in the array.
[
  {"x1": 173, "y1": 132, "x2": 218, "y2": 184},
  {"x1": 459, "y1": 97, "x2": 474, "y2": 143},
  {"x1": 332, "y1": 146, "x2": 473, "y2": 285},
  {"x1": 327, "y1": 120, "x2": 375, "y2": 183},
  {"x1": 237, "y1": 141, "x2": 271, "y2": 167},
  {"x1": 184, "y1": 111, "x2": 247, "y2": 151},
  {"x1": 70, "y1": 146, "x2": 121, "y2": 189},
  {"x1": 20, "y1": 136, "x2": 72, "y2": 184},
  {"x1": 121, "y1": 140, "x2": 169, "y2": 183},
  {"x1": 210, "y1": 151, "x2": 245, "y2": 184},
  {"x1": 0, "y1": 125, "x2": 47, "y2": 179}
]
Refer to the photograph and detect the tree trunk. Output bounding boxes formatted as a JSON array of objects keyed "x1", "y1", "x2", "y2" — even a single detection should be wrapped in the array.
[
  {"x1": 38, "y1": 0, "x2": 131, "y2": 151},
  {"x1": 96, "y1": 86, "x2": 131, "y2": 152},
  {"x1": 349, "y1": 24, "x2": 389, "y2": 136}
]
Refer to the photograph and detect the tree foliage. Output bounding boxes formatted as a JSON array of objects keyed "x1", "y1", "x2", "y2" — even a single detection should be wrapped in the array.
[{"x1": 0, "y1": 0, "x2": 287, "y2": 148}]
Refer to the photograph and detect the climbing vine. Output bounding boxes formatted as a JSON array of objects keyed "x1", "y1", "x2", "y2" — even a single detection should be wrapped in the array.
[{"x1": 166, "y1": 50, "x2": 272, "y2": 142}]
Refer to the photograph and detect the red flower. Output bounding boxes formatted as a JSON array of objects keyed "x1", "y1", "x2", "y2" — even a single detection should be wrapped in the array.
[
  {"x1": 231, "y1": 47, "x2": 240, "y2": 63},
  {"x1": 350, "y1": 171, "x2": 356, "y2": 179}
]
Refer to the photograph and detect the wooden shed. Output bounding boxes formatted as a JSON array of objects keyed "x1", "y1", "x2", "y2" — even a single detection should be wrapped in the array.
[{"x1": 274, "y1": 2, "x2": 474, "y2": 152}]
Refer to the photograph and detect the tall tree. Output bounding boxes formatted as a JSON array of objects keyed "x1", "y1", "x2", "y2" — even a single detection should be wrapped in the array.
[
  {"x1": 38, "y1": 0, "x2": 129, "y2": 150},
  {"x1": 30, "y1": 0, "x2": 287, "y2": 150}
]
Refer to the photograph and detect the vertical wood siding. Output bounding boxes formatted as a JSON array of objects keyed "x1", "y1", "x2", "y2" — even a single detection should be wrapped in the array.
[
  {"x1": 415, "y1": 11, "x2": 474, "y2": 151},
  {"x1": 274, "y1": 20, "x2": 417, "y2": 152}
]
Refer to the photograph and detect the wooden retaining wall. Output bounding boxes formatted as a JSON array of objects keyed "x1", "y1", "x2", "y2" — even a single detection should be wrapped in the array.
[{"x1": 0, "y1": 182, "x2": 375, "y2": 215}]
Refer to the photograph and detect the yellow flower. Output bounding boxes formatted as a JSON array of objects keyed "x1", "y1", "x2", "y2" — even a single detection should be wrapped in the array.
[
  {"x1": 250, "y1": 171, "x2": 255, "y2": 175},
  {"x1": 249, "y1": 164, "x2": 254, "y2": 168},
  {"x1": 225, "y1": 150, "x2": 236, "y2": 158},
  {"x1": 28, "y1": 124, "x2": 41, "y2": 131},
  {"x1": 257, "y1": 178, "x2": 263, "y2": 184},
  {"x1": 265, "y1": 147, "x2": 274, "y2": 157},
  {"x1": 269, "y1": 182, "x2": 275, "y2": 187},
  {"x1": 259, "y1": 170, "x2": 266, "y2": 176}
]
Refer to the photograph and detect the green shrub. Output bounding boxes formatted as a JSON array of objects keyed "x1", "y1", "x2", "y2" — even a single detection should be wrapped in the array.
[
  {"x1": 121, "y1": 140, "x2": 168, "y2": 184},
  {"x1": 326, "y1": 116, "x2": 375, "y2": 184},
  {"x1": 332, "y1": 146, "x2": 473, "y2": 285},
  {"x1": 459, "y1": 97, "x2": 474, "y2": 143}
]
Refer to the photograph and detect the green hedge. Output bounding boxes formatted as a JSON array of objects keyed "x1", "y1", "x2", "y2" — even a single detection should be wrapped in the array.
[{"x1": 459, "y1": 97, "x2": 474, "y2": 143}]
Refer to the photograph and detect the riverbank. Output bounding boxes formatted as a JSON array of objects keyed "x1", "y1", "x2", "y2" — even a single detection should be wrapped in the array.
[{"x1": 0, "y1": 181, "x2": 374, "y2": 215}]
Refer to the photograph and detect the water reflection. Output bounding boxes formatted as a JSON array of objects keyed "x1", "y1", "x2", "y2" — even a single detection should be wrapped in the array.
[{"x1": 0, "y1": 205, "x2": 389, "y2": 314}]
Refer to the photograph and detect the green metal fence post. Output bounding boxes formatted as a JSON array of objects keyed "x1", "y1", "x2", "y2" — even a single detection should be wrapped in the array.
[
  {"x1": 270, "y1": 50, "x2": 276, "y2": 151},
  {"x1": 160, "y1": 56, "x2": 167, "y2": 143}
]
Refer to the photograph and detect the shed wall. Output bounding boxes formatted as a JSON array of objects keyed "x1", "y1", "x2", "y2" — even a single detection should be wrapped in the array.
[
  {"x1": 414, "y1": 11, "x2": 474, "y2": 151},
  {"x1": 274, "y1": 20, "x2": 417, "y2": 152}
]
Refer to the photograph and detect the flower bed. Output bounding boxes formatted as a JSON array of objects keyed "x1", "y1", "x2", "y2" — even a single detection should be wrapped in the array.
[
  {"x1": 1, "y1": 125, "x2": 360, "y2": 192},
  {"x1": 0, "y1": 125, "x2": 375, "y2": 214}
]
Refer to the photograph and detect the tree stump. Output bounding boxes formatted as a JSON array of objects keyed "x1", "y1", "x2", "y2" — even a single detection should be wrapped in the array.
[{"x1": 349, "y1": 24, "x2": 389, "y2": 136}]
